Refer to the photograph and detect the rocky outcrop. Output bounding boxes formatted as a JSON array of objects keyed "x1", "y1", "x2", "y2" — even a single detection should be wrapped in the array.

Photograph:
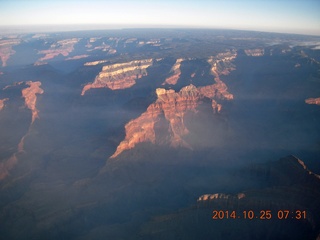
[
  {"x1": 206, "y1": 51, "x2": 237, "y2": 100},
  {"x1": 81, "y1": 59, "x2": 153, "y2": 95},
  {"x1": 0, "y1": 81, "x2": 43, "y2": 180},
  {"x1": 0, "y1": 39, "x2": 21, "y2": 67},
  {"x1": 84, "y1": 60, "x2": 108, "y2": 66},
  {"x1": 22, "y1": 81, "x2": 44, "y2": 124},
  {"x1": 0, "y1": 98, "x2": 8, "y2": 111},
  {"x1": 110, "y1": 53, "x2": 237, "y2": 158},
  {"x1": 65, "y1": 55, "x2": 89, "y2": 60},
  {"x1": 111, "y1": 84, "x2": 229, "y2": 158},
  {"x1": 37, "y1": 38, "x2": 80, "y2": 62},
  {"x1": 305, "y1": 97, "x2": 320, "y2": 105},
  {"x1": 162, "y1": 58, "x2": 183, "y2": 85},
  {"x1": 244, "y1": 48, "x2": 264, "y2": 56}
]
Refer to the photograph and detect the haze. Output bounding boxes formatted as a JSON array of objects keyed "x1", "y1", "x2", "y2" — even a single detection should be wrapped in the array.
[{"x1": 0, "y1": 0, "x2": 320, "y2": 35}]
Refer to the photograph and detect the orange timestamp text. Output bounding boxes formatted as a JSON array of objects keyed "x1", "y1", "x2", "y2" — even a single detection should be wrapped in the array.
[{"x1": 212, "y1": 210, "x2": 307, "y2": 220}]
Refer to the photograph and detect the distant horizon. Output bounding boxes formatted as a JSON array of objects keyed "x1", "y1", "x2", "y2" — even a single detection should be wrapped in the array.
[
  {"x1": 1, "y1": 24, "x2": 320, "y2": 37},
  {"x1": 1, "y1": 0, "x2": 319, "y2": 36}
]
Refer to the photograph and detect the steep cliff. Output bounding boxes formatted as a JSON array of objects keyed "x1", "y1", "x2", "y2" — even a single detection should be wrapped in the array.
[
  {"x1": 22, "y1": 81, "x2": 44, "y2": 124},
  {"x1": 0, "y1": 81, "x2": 44, "y2": 180},
  {"x1": 110, "y1": 53, "x2": 237, "y2": 158},
  {"x1": 206, "y1": 51, "x2": 237, "y2": 100},
  {"x1": 162, "y1": 58, "x2": 183, "y2": 85},
  {"x1": 305, "y1": 97, "x2": 320, "y2": 105},
  {"x1": 111, "y1": 84, "x2": 228, "y2": 158},
  {"x1": 81, "y1": 59, "x2": 153, "y2": 95}
]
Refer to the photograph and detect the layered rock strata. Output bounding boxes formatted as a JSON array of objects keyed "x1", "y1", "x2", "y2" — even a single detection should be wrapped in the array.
[
  {"x1": 81, "y1": 59, "x2": 153, "y2": 95},
  {"x1": 111, "y1": 84, "x2": 228, "y2": 158}
]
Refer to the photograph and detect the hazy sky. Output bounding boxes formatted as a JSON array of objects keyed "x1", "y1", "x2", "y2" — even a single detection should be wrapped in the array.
[{"x1": 0, "y1": 0, "x2": 319, "y2": 35}]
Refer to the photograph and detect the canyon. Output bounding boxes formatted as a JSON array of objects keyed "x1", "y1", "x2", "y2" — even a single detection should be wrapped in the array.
[{"x1": 111, "y1": 53, "x2": 237, "y2": 158}]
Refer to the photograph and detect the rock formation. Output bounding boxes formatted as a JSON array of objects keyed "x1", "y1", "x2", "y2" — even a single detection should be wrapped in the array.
[
  {"x1": 22, "y1": 81, "x2": 44, "y2": 124},
  {"x1": 65, "y1": 55, "x2": 89, "y2": 60},
  {"x1": 110, "y1": 53, "x2": 237, "y2": 158},
  {"x1": 162, "y1": 58, "x2": 183, "y2": 85},
  {"x1": 81, "y1": 59, "x2": 153, "y2": 95},
  {"x1": 305, "y1": 97, "x2": 320, "y2": 105},
  {"x1": 37, "y1": 38, "x2": 80, "y2": 62},
  {"x1": 0, "y1": 81, "x2": 44, "y2": 180},
  {"x1": 0, "y1": 98, "x2": 8, "y2": 111},
  {"x1": 84, "y1": 60, "x2": 108, "y2": 66},
  {"x1": 110, "y1": 84, "x2": 229, "y2": 158},
  {"x1": 0, "y1": 39, "x2": 21, "y2": 67}
]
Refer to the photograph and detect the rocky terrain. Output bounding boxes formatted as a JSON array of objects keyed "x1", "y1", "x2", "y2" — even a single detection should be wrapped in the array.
[
  {"x1": 36, "y1": 38, "x2": 80, "y2": 63},
  {"x1": 0, "y1": 38, "x2": 21, "y2": 67},
  {"x1": 111, "y1": 53, "x2": 236, "y2": 158},
  {"x1": 81, "y1": 59, "x2": 154, "y2": 94},
  {"x1": 0, "y1": 81, "x2": 43, "y2": 180},
  {"x1": 162, "y1": 58, "x2": 183, "y2": 85},
  {"x1": 0, "y1": 29, "x2": 319, "y2": 240},
  {"x1": 141, "y1": 156, "x2": 320, "y2": 240}
]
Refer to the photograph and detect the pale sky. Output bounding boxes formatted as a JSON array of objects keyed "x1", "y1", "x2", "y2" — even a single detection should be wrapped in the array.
[{"x1": 0, "y1": 0, "x2": 319, "y2": 35}]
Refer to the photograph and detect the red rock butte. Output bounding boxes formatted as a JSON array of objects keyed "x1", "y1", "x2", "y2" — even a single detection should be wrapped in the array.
[
  {"x1": 110, "y1": 82, "x2": 232, "y2": 158},
  {"x1": 81, "y1": 59, "x2": 153, "y2": 95}
]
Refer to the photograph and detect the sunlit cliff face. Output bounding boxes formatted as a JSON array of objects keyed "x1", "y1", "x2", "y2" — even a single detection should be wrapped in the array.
[
  {"x1": 110, "y1": 53, "x2": 236, "y2": 158},
  {"x1": 81, "y1": 59, "x2": 154, "y2": 95}
]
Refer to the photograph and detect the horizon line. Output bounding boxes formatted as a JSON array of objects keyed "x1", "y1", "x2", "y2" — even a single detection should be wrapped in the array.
[{"x1": 0, "y1": 24, "x2": 319, "y2": 37}]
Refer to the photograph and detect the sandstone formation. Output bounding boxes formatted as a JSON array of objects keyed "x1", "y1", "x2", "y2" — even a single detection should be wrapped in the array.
[
  {"x1": 22, "y1": 81, "x2": 44, "y2": 124},
  {"x1": 110, "y1": 53, "x2": 237, "y2": 158},
  {"x1": 162, "y1": 58, "x2": 183, "y2": 85},
  {"x1": 81, "y1": 59, "x2": 153, "y2": 95},
  {"x1": 244, "y1": 48, "x2": 264, "y2": 56},
  {"x1": 305, "y1": 97, "x2": 320, "y2": 105},
  {"x1": 37, "y1": 38, "x2": 80, "y2": 62},
  {"x1": 0, "y1": 39, "x2": 21, "y2": 67},
  {"x1": 84, "y1": 60, "x2": 108, "y2": 66},
  {"x1": 0, "y1": 98, "x2": 8, "y2": 111},
  {"x1": 111, "y1": 84, "x2": 229, "y2": 158},
  {"x1": 65, "y1": 54, "x2": 89, "y2": 60},
  {"x1": 206, "y1": 51, "x2": 237, "y2": 100}
]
